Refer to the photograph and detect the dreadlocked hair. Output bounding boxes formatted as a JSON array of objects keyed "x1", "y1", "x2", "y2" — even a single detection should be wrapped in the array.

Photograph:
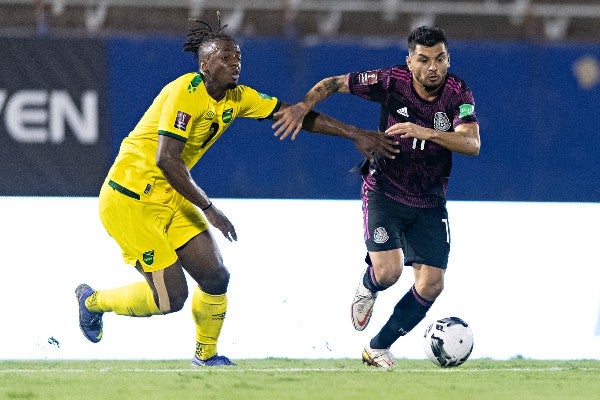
[{"x1": 183, "y1": 11, "x2": 234, "y2": 59}]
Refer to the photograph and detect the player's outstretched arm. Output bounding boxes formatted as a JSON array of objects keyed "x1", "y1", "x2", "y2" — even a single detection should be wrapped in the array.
[
  {"x1": 272, "y1": 75, "x2": 349, "y2": 140},
  {"x1": 270, "y1": 75, "x2": 398, "y2": 160},
  {"x1": 273, "y1": 103, "x2": 398, "y2": 160}
]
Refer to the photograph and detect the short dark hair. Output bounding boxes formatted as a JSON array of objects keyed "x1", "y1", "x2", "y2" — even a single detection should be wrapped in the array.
[
  {"x1": 182, "y1": 13, "x2": 236, "y2": 59},
  {"x1": 407, "y1": 26, "x2": 448, "y2": 52}
]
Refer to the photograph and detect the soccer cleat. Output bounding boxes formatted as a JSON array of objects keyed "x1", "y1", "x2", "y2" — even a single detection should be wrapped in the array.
[
  {"x1": 362, "y1": 345, "x2": 396, "y2": 369},
  {"x1": 75, "y1": 284, "x2": 104, "y2": 343},
  {"x1": 192, "y1": 354, "x2": 237, "y2": 367},
  {"x1": 351, "y1": 278, "x2": 378, "y2": 331}
]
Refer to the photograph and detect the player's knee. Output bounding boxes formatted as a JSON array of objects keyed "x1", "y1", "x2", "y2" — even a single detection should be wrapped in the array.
[
  {"x1": 215, "y1": 267, "x2": 230, "y2": 292},
  {"x1": 430, "y1": 281, "x2": 444, "y2": 298},
  {"x1": 374, "y1": 265, "x2": 402, "y2": 287},
  {"x1": 416, "y1": 280, "x2": 444, "y2": 301},
  {"x1": 200, "y1": 266, "x2": 230, "y2": 294}
]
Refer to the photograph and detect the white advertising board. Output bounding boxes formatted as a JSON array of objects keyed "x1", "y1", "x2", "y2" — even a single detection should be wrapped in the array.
[{"x1": 0, "y1": 198, "x2": 598, "y2": 361}]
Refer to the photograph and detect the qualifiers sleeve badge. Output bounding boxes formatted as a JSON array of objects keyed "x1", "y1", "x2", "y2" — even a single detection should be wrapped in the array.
[
  {"x1": 357, "y1": 70, "x2": 379, "y2": 85},
  {"x1": 174, "y1": 111, "x2": 192, "y2": 131}
]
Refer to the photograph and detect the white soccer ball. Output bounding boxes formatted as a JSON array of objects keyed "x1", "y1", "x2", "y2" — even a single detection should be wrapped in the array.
[{"x1": 424, "y1": 316, "x2": 474, "y2": 367}]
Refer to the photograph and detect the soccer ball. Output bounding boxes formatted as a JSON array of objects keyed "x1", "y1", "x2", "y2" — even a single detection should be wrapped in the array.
[{"x1": 424, "y1": 316, "x2": 474, "y2": 367}]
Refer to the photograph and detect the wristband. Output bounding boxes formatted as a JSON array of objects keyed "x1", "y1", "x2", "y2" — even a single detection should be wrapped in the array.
[{"x1": 201, "y1": 201, "x2": 213, "y2": 211}]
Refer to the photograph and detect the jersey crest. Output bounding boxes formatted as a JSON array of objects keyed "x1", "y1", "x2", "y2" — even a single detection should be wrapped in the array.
[
  {"x1": 433, "y1": 112, "x2": 451, "y2": 131},
  {"x1": 222, "y1": 108, "x2": 233, "y2": 123}
]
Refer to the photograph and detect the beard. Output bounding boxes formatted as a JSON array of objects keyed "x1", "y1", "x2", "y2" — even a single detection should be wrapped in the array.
[
  {"x1": 423, "y1": 82, "x2": 442, "y2": 93},
  {"x1": 420, "y1": 74, "x2": 446, "y2": 94},
  {"x1": 226, "y1": 82, "x2": 238, "y2": 89}
]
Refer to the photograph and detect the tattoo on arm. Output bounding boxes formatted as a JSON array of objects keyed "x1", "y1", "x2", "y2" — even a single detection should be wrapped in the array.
[{"x1": 302, "y1": 75, "x2": 347, "y2": 107}]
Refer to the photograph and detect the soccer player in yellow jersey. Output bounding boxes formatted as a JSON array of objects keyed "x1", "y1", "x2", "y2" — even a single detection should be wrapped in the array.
[{"x1": 75, "y1": 15, "x2": 399, "y2": 366}]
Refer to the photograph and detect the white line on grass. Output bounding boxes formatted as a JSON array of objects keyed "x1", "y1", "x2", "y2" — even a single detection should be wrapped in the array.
[{"x1": 1, "y1": 367, "x2": 599, "y2": 374}]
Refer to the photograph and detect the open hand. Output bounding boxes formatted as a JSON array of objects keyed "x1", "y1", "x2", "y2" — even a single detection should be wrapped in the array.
[
  {"x1": 354, "y1": 129, "x2": 400, "y2": 161},
  {"x1": 271, "y1": 103, "x2": 310, "y2": 141},
  {"x1": 203, "y1": 205, "x2": 237, "y2": 242}
]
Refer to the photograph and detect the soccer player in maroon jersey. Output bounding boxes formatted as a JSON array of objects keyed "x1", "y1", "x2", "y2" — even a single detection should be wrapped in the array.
[{"x1": 272, "y1": 26, "x2": 480, "y2": 368}]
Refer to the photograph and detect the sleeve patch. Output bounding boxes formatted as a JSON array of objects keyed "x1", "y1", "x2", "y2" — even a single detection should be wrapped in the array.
[
  {"x1": 357, "y1": 71, "x2": 378, "y2": 85},
  {"x1": 459, "y1": 104, "x2": 475, "y2": 118},
  {"x1": 174, "y1": 111, "x2": 192, "y2": 131}
]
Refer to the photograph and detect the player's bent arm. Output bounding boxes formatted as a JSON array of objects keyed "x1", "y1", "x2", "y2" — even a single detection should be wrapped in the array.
[
  {"x1": 386, "y1": 122, "x2": 480, "y2": 156},
  {"x1": 432, "y1": 123, "x2": 480, "y2": 156},
  {"x1": 156, "y1": 135, "x2": 211, "y2": 209}
]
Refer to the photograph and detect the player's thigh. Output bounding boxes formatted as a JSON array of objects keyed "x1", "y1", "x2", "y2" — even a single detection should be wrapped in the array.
[
  {"x1": 177, "y1": 230, "x2": 226, "y2": 277},
  {"x1": 167, "y1": 196, "x2": 210, "y2": 252},
  {"x1": 363, "y1": 189, "x2": 406, "y2": 253},
  {"x1": 169, "y1": 199, "x2": 227, "y2": 285},
  {"x1": 403, "y1": 205, "x2": 450, "y2": 269},
  {"x1": 99, "y1": 184, "x2": 178, "y2": 271}
]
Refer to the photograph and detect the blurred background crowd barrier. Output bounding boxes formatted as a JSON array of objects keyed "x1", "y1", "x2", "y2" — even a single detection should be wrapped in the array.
[{"x1": 3, "y1": 0, "x2": 600, "y2": 41}]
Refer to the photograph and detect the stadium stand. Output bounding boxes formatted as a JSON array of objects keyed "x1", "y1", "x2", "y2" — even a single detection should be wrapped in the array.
[{"x1": 0, "y1": 0, "x2": 599, "y2": 41}]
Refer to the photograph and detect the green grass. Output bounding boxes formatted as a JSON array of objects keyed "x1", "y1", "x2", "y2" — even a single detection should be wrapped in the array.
[{"x1": 1, "y1": 358, "x2": 598, "y2": 400}]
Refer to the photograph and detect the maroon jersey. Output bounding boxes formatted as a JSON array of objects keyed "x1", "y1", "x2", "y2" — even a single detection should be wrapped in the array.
[{"x1": 348, "y1": 65, "x2": 478, "y2": 208}]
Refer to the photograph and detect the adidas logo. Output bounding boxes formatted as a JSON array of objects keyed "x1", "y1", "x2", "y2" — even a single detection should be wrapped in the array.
[{"x1": 397, "y1": 107, "x2": 409, "y2": 118}]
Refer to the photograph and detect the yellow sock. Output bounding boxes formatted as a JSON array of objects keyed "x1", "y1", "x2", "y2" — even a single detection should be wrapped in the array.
[
  {"x1": 192, "y1": 287, "x2": 227, "y2": 360},
  {"x1": 85, "y1": 282, "x2": 161, "y2": 317}
]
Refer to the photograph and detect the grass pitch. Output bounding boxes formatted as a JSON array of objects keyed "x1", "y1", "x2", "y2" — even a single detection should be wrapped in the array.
[{"x1": 1, "y1": 358, "x2": 598, "y2": 400}]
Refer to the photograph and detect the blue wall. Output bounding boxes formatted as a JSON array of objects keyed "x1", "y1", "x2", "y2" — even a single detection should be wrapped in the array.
[{"x1": 107, "y1": 37, "x2": 600, "y2": 202}]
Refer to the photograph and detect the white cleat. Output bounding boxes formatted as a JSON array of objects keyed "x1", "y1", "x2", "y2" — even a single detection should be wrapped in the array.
[
  {"x1": 351, "y1": 278, "x2": 377, "y2": 331},
  {"x1": 362, "y1": 345, "x2": 396, "y2": 369}
]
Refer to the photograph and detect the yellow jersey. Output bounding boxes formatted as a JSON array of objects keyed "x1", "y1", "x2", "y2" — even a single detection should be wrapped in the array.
[{"x1": 105, "y1": 72, "x2": 280, "y2": 200}]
